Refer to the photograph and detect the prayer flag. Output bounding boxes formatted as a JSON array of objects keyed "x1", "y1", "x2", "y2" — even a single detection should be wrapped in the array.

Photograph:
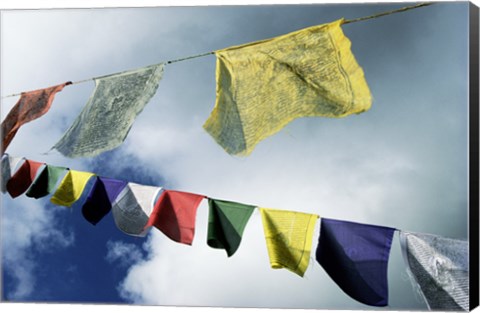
[
  {"x1": 52, "y1": 64, "x2": 165, "y2": 158},
  {"x1": 259, "y1": 208, "x2": 319, "y2": 277},
  {"x1": 26, "y1": 164, "x2": 66, "y2": 199},
  {"x1": 1, "y1": 154, "x2": 24, "y2": 193},
  {"x1": 207, "y1": 198, "x2": 255, "y2": 257},
  {"x1": 1, "y1": 82, "x2": 70, "y2": 153},
  {"x1": 111, "y1": 183, "x2": 162, "y2": 236},
  {"x1": 399, "y1": 231, "x2": 469, "y2": 311},
  {"x1": 204, "y1": 19, "x2": 371, "y2": 156},
  {"x1": 6, "y1": 159, "x2": 44, "y2": 198},
  {"x1": 315, "y1": 218, "x2": 395, "y2": 307},
  {"x1": 50, "y1": 169, "x2": 95, "y2": 207},
  {"x1": 145, "y1": 190, "x2": 205, "y2": 245},
  {"x1": 82, "y1": 177, "x2": 128, "y2": 225}
]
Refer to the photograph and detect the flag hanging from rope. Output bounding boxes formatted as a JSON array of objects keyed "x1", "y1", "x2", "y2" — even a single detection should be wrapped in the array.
[
  {"x1": 52, "y1": 64, "x2": 165, "y2": 158},
  {"x1": 26, "y1": 164, "x2": 67, "y2": 199},
  {"x1": 1, "y1": 154, "x2": 24, "y2": 193},
  {"x1": 111, "y1": 183, "x2": 162, "y2": 236},
  {"x1": 207, "y1": 198, "x2": 255, "y2": 257},
  {"x1": 82, "y1": 177, "x2": 128, "y2": 225},
  {"x1": 399, "y1": 231, "x2": 469, "y2": 311},
  {"x1": 1, "y1": 82, "x2": 71, "y2": 154},
  {"x1": 6, "y1": 159, "x2": 44, "y2": 198},
  {"x1": 315, "y1": 218, "x2": 395, "y2": 307},
  {"x1": 204, "y1": 19, "x2": 372, "y2": 156},
  {"x1": 259, "y1": 208, "x2": 319, "y2": 277},
  {"x1": 145, "y1": 190, "x2": 205, "y2": 245},
  {"x1": 50, "y1": 169, "x2": 95, "y2": 207}
]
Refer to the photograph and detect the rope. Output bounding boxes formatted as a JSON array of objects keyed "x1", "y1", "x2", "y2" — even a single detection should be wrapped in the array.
[
  {"x1": 1, "y1": 2, "x2": 434, "y2": 99},
  {"x1": 166, "y1": 51, "x2": 215, "y2": 64},
  {"x1": 343, "y1": 2, "x2": 434, "y2": 24}
]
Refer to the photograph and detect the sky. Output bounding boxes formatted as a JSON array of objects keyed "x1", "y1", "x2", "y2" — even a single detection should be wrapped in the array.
[{"x1": 0, "y1": 0, "x2": 475, "y2": 312}]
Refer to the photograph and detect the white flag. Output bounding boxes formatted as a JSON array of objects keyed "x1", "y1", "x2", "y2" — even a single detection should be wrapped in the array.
[
  {"x1": 399, "y1": 231, "x2": 469, "y2": 311},
  {"x1": 112, "y1": 183, "x2": 162, "y2": 237},
  {"x1": 53, "y1": 63, "x2": 165, "y2": 158}
]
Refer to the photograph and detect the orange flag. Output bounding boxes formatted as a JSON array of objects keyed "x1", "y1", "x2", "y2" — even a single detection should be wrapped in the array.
[
  {"x1": 145, "y1": 190, "x2": 205, "y2": 245},
  {"x1": 1, "y1": 82, "x2": 71, "y2": 153}
]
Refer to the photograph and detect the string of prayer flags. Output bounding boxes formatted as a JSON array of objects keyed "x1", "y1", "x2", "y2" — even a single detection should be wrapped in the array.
[
  {"x1": 1, "y1": 154, "x2": 24, "y2": 193},
  {"x1": 146, "y1": 190, "x2": 206, "y2": 245},
  {"x1": 259, "y1": 208, "x2": 319, "y2": 277},
  {"x1": 1, "y1": 152, "x2": 472, "y2": 308},
  {"x1": 2, "y1": 5, "x2": 434, "y2": 160},
  {"x1": 207, "y1": 198, "x2": 255, "y2": 257},
  {"x1": 52, "y1": 63, "x2": 165, "y2": 158},
  {"x1": 1, "y1": 82, "x2": 71, "y2": 154},
  {"x1": 203, "y1": 19, "x2": 372, "y2": 156},
  {"x1": 399, "y1": 231, "x2": 469, "y2": 311},
  {"x1": 111, "y1": 183, "x2": 162, "y2": 236},
  {"x1": 315, "y1": 218, "x2": 395, "y2": 307},
  {"x1": 6, "y1": 159, "x2": 44, "y2": 198},
  {"x1": 50, "y1": 169, "x2": 95, "y2": 207},
  {"x1": 82, "y1": 177, "x2": 128, "y2": 225},
  {"x1": 26, "y1": 164, "x2": 67, "y2": 199}
]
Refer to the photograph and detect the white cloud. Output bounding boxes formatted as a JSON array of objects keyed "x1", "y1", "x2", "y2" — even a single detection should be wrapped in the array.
[
  {"x1": 4, "y1": 258, "x2": 35, "y2": 299},
  {"x1": 105, "y1": 240, "x2": 144, "y2": 268},
  {"x1": 1, "y1": 197, "x2": 75, "y2": 299}
]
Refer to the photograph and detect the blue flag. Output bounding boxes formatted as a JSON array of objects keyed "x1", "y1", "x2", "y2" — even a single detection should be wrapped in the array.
[
  {"x1": 82, "y1": 177, "x2": 128, "y2": 225},
  {"x1": 315, "y1": 218, "x2": 395, "y2": 306}
]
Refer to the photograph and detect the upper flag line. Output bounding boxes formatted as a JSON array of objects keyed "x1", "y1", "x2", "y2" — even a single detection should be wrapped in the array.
[{"x1": 1, "y1": 2, "x2": 434, "y2": 99}]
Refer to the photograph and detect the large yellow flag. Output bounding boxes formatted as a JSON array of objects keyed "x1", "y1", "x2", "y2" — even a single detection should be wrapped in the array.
[
  {"x1": 204, "y1": 19, "x2": 372, "y2": 156},
  {"x1": 260, "y1": 208, "x2": 319, "y2": 277},
  {"x1": 50, "y1": 170, "x2": 95, "y2": 207}
]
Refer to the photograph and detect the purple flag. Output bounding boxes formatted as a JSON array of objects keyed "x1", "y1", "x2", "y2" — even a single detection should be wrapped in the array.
[
  {"x1": 315, "y1": 218, "x2": 395, "y2": 307},
  {"x1": 82, "y1": 177, "x2": 128, "y2": 225}
]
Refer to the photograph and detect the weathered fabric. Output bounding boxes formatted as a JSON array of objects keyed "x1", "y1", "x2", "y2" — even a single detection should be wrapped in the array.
[
  {"x1": 315, "y1": 218, "x2": 395, "y2": 307},
  {"x1": 259, "y1": 208, "x2": 319, "y2": 277},
  {"x1": 26, "y1": 164, "x2": 67, "y2": 199},
  {"x1": 399, "y1": 231, "x2": 469, "y2": 311},
  {"x1": 82, "y1": 177, "x2": 128, "y2": 225},
  {"x1": 207, "y1": 198, "x2": 255, "y2": 257},
  {"x1": 111, "y1": 183, "x2": 162, "y2": 236},
  {"x1": 1, "y1": 83, "x2": 70, "y2": 154},
  {"x1": 52, "y1": 64, "x2": 165, "y2": 158},
  {"x1": 146, "y1": 190, "x2": 205, "y2": 245},
  {"x1": 1, "y1": 154, "x2": 24, "y2": 193},
  {"x1": 204, "y1": 19, "x2": 372, "y2": 156},
  {"x1": 50, "y1": 170, "x2": 95, "y2": 207},
  {"x1": 6, "y1": 159, "x2": 44, "y2": 198}
]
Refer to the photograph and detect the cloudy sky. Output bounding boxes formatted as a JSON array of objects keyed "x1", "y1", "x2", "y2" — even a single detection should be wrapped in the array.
[{"x1": 0, "y1": 1, "x2": 473, "y2": 311}]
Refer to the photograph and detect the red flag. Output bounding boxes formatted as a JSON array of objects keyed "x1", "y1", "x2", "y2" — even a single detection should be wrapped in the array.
[
  {"x1": 1, "y1": 82, "x2": 71, "y2": 153},
  {"x1": 146, "y1": 190, "x2": 205, "y2": 245},
  {"x1": 6, "y1": 159, "x2": 44, "y2": 198}
]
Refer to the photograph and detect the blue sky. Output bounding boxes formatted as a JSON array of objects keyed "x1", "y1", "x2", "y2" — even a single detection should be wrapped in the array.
[
  {"x1": 0, "y1": 0, "x2": 474, "y2": 311},
  {"x1": 2, "y1": 150, "x2": 162, "y2": 303}
]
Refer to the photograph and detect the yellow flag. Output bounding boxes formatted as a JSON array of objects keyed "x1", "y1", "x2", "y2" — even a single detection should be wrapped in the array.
[
  {"x1": 204, "y1": 19, "x2": 372, "y2": 156},
  {"x1": 50, "y1": 170, "x2": 95, "y2": 207},
  {"x1": 260, "y1": 208, "x2": 319, "y2": 277}
]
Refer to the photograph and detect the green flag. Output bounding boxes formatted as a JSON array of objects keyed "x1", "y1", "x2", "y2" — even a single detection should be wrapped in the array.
[
  {"x1": 26, "y1": 165, "x2": 66, "y2": 199},
  {"x1": 207, "y1": 198, "x2": 255, "y2": 257}
]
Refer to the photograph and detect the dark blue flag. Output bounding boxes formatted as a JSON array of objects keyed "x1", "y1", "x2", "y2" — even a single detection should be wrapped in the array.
[
  {"x1": 316, "y1": 218, "x2": 395, "y2": 307},
  {"x1": 82, "y1": 177, "x2": 128, "y2": 225}
]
